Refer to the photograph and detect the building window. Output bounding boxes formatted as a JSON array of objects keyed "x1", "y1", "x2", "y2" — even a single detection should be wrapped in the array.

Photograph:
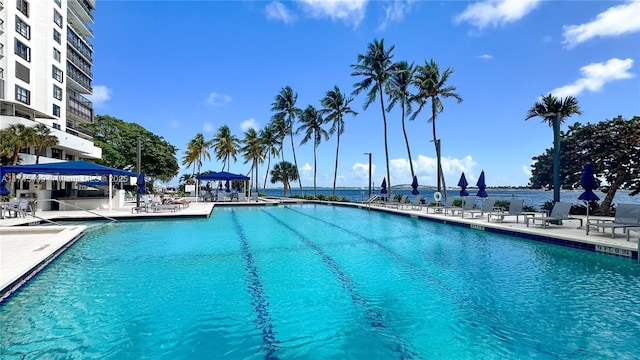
[
  {"x1": 15, "y1": 85, "x2": 30, "y2": 105},
  {"x1": 53, "y1": 104, "x2": 61, "y2": 117},
  {"x1": 52, "y1": 65, "x2": 63, "y2": 82},
  {"x1": 53, "y1": 29, "x2": 61, "y2": 44},
  {"x1": 15, "y1": 39, "x2": 31, "y2": 62},
  {"x1": 51, "y1": 148, "x2": 62, "y2": 160},
  {"x1": 53, "y1": 48, "x2": 61, "y2": 62},
  {"x1": 54, "y1": 10, "x2": 63, "y2": 27},
  {"x1": 54, "y1": 0, "x2": 61, "y2": 7},
  {"x1": 17, "y1": 0, "x2": 29, "y2": 17},
  {"x1": 16, "y1": 16, "x2": 31, "y2": 39},
  {"x1": 53, "y1": 85, "x2": 63, "y2": 100}
]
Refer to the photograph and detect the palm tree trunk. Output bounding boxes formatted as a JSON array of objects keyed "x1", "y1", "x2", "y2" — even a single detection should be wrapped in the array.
[
  {"x1": 313, "y1": 143, "x2": 317, "y2": 197},
  {"x1": 333, "y1": 125, "x2": 340, "y2": 196},
  {"x1": 255, "y1": 161, "x2": 259, "y2": 195},
  {"x1": 379, "y1": 85, "x2": 391, "y2": 200},
  {"x1": 552, "y1": 114, "x2": 561, "y2": 203},
  {"x1": 401, "y1": 104, "x2": 415, "y2": 179},
  {"x1": 599, "y1": 181, "x2": 619, "y2": 215},
  {"x1": 290, "y1": 130, "x2": 303, "y2": 196},
  {"x1": 263, "y1": 154, "x2": 271, "y2": 190},
  {"x1": 431, "y1": 101, "x2": 446, "y2": 200}
]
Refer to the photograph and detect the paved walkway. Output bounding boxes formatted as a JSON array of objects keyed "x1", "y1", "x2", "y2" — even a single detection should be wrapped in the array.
[{"x1": 1, "y1": 199, "x2": 638, "y2": 302}]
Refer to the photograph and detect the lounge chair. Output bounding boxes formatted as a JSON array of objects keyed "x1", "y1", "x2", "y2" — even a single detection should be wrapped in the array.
[
  {"x1": 589, "y1": 204, "x2": 640, "y2": 238},
  {"x1": 216, "y1": 192, "x2": 227, "y2": 202},
  {"x1": 386, "y1": 195, "x2": 408, "y2": 209},
  {"x1": 426, "y1": 196, "x2": 450, "y2": 214},
  {"x1": 487, "y1": 198, "x2": 527, "y2": 223},
  {"x1": 445, "y1": 198, "x2": 469, "y2": 216},
  {"x1": 527, "y1": 202, "x2": 583, "y2": 228},
  {"x1": 236, "y1": 193, "x2": 246, "y2": 202},
  {"x1": 462, "y1": 198, "x2": 496, "y2": 219},
  {"x1": 250, "y1": 193, "x2": 258, "y2": 202},
  {"x1": 404, "y1": 195, "x2": 424, "y2": 210},
  {"x1": 626, "y1": 227, "x2": 640, "y2": 242},
  {"x1": 361, "y1": 194, "x2": 380, "y2": 204}
]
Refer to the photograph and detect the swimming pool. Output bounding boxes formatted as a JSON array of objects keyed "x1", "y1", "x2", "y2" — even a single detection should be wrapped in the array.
[{"x1": 1, "y1": 204, "x2": 639, "y2": 359}]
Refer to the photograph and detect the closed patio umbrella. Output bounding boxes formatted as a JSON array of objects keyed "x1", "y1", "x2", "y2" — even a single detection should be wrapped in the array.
[
  {"x1": 136, "y1": 171, "x2": 146, "y2": 195},
  {"x1": 476, "y1": 170, "x2": 488, "y2": 198},
  {"x1": 225, "y1": 180, "x2": 230, "y2": 192},
  {"x1": 0, "y1": 168, "x2": 9, "y2": 196},
  {"x1": 411, "y1": 175, "x2": 420, "y2": 195},
  {"x1": 458, "y1": 172, "x2": 469, "y2": 197},
  {"x1": 380, "y1": 178, "x2": 388, "y2": 201},
  {"x1": 578, "y1": 164, "x2": 599, "y2": 234}
]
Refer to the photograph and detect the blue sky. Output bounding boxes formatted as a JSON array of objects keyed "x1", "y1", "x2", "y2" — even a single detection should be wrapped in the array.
[{"x1": 88, "y1": 0, "x2": 640, "y2": 188}]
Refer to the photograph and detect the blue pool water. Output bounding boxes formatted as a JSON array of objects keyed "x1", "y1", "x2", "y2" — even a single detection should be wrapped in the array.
[{"x1": 1, "y1": 204, "x2": 640, "y2": 359}]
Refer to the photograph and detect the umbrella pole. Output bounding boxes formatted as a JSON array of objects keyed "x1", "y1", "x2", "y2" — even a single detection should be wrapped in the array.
[{"x1": 585, "y1": 201, "x2": 590, "y2": 235}]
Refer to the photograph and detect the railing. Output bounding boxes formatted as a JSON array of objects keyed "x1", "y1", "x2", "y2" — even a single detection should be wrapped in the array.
[{"x1": 34, "y1": 199, "x2": 117, "y2": 222}]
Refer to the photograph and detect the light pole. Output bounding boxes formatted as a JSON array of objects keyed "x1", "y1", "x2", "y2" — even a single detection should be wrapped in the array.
[{"x1": 364, "y1": 152, "x2": 372, "y2": 197}]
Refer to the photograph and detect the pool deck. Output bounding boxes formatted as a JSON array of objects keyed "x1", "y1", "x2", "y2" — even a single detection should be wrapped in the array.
[{"x1": 1, "y1": 198, "x2": 639, "y2": 303}]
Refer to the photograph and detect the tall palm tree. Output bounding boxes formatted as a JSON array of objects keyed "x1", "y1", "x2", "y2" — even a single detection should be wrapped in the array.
[
  {"x1": 351, "y1": 38, "x2": 397, "y2": 199},
  {"x1": 271, "y1": 86, "x2": 303, "y2": 195},
  {"x1": 32, "y1": 124, "x2": 59, "y2": 164},
  {"x1": 213, "y1": 125, "x2": 240, "y2": 171},
  {"x1": 411, "y1": 59, "x2": 463, "y2": 199},
  {"x1": 270, "y1": 160, "x2": 299, "y2": 197},
  {"x1": 182, "y1": 133, "x2": 212, "y2": 175},
  {"x1": 320, "y1": 85, "x2": 358, "y2": 195},
  {"x1": 241, "y1": 128, "x2": 265, "y2": 194},
  {"x1": 259, "y1": 122, "x2": 281, "y2": 189},
  {"x1": 386, "y1": 61, "x2": 416, "y2": 180},
  {"x1": 525, "y1": 94, "x2": 582, "y2": 202},
  {"x1": 298, "y1": 105, "x2": 329, "y2": 197}
]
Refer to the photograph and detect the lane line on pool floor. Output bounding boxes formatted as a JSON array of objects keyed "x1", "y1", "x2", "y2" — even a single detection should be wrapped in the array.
[
  {"x1": 261, "y1": 208, "x2": 421, "y2": 360},
  {"x1": 230, "y1": 210, "x2": 278, "y2": 359}
]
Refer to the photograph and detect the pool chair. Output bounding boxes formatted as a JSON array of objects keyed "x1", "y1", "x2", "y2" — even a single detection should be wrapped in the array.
[
  {"x1": 626, "y1": 227, "x2": 640, "y2": 242},
  {"x1": 527, "y1": 202, "x2": 582, "y2": 229},
  {"x1": 462, "y1": 198, "x2": 497, "y2": 219},
  {"x1": 445, "y1": 198, "x2": 469, "y2": 216},
  {"x1": 250, "y1": 193, "x2": 258, "y2": 202},
  {"x1": 589, "y1": 204, "x2": 640, "y2": 238},
  {"x1": 386, "y1": 195, "x2": 408, "y2": 209},
  {"x1": 404, "y1": 195, "x2": 424, "y2": 210},
  {"x1": 216, "y1": 192, "x2": 227, "y2": 202},
  {"x1": 361, "y1": 194, "x2": 380, "y2": 204},
  {"x1": 488, "y1": 198, "x2": 527, "y2": 223},
  {"x1": 236, "y1": 193, "x2": 246, "y2": 202}
]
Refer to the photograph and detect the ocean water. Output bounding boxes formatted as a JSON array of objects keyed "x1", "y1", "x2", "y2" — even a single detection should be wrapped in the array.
[{"x1": 259, "y1": 188, "x2": 639, "y2": 208}]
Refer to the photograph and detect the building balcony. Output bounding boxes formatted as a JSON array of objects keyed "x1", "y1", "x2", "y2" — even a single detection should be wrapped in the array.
[
  {"x1": 66, "y1": 64, "x2": 93, "y2": 94},
  {"x1": 67, "y1": 27, "x2": 93, "y2": 61},
  {"x1": 67, "y1": 90, "x2": 94, "y2": 123},
  {"x1": 69, "y1": 0, "x2": 94, "y2": 23},
  {"x1": 68, "y1": 4, "x2": 94, "y2": 38}
]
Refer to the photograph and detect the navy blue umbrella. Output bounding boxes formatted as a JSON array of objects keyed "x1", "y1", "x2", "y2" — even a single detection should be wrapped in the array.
[
  {"x1": 0, "y1": 167, "x2": 9, "y2": 196},
  {"x1": 579, "y1": 164, "x2": 599, "y2": 234},
  {"x1": 380, "y1": 178, "x2": 388, "y2": 194},
  {"x1": 225, "y1": 180, "x2": 230, "y2": 193},
  {"x1": 457, "y1": 172, "x2": 469, "y2": 197},
  {"x1": 136, "y1": 171, "x2": 146, "y2": 195},
  {"x1": 476, "y1": 170, "x2": 488, "y2": 198},
  {"x1": 411, "y1": 175, "x2": 420, "y2": 195}
]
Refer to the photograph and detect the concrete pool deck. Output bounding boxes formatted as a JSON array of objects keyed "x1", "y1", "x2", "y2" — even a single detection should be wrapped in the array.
[{"x1": 1, "y1": 198, "x2": 638, "y2": 302}]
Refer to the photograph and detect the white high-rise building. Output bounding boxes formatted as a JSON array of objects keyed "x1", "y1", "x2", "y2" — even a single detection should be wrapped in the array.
[{"x1": 0, "y1": 0, "x2": 102, "y2": 164}]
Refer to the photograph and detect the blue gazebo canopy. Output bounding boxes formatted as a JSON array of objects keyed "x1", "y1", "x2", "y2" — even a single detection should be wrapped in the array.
[
  {"x1": 1, "y1": 161, "x2": 135, "y2": 177},
  {"x1": 196, "y1": 171, "x2": 250, "y2": 181}
]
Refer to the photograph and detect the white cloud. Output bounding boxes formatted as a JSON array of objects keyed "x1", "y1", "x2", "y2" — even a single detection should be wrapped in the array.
[
  {"x1": 522, "y1": 165, "x2": 531, "y2": 177},
  {"x1": 265, "y1": 1, "x2": 296, "y2": 24},
  {"x1": 479, "y1": 54, "x2": 494, "y2": 59},
  {"x1": 563, "y1": 0, "x2": 640, "y2": 47},
  {"x1": 550, "y1": 58, "x2": 634, "y2": 98},
  {"x1": 203, "y1": 122, "x2": 214, "y2": 133},
  {"x1": 351, "y1": 161, "x2": 376, "y2": 185},
  {"x1": 205, "y1": 92, "x2": 232, "y2": 107},
  {"x1": 298, "y1": 0, "x2": 368, "y2": 27},
  {"x1": 169, "y1": 120, "x2": 180, "y2": 129},
  {"x1": 86, "y1": 85, "x2": 111, "y2": 106},
  {"x1": 240, "y1": 118, "x2": 260, "y2": 132},
  {"x1": 455, "y1": 0, "x2": 541, "y2": 29},
  {"x1": 300, "y1": 162, "x2": 313, "y2": 181},
  {"x1": 377, "y1": 0, "x2": 414, "y2": 32}
]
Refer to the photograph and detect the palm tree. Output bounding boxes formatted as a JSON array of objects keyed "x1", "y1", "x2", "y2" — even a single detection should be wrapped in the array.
[
  {"x1": 386, "y1": 61, "x2": 416, "y2": 180},
  {"x1": 271, "y1": 86, "x2": 303, "y2": 195},
  {"x1": 259, "y1": 122, "x2": 281, "y2": 189},
  {"x1": 298, "y1": 105, "x2": 329, "y2": 197},
  {"x1": 411, "y1": 59, "x2": 463, "y2": 199},
  {"x1": 179, "y1": 173, "x2": 195, "y2": 185},
  {"x1": 6, "y1": 124, "x2": 36, "y2": 165},
  {"x1": 241, "y1": 128, "x2": 265, "y2": 194},
  {"x1": 320, "y1": 86, "x2": 358, "y2": 195},
  {"x1": 212, "y1": 125, "x2": 240, "y2": 171},
  {"x1": 270, "y1": 160, "x2": 299, "y2": 197},
  {"x1": 182, "y1": 133, "x2": 212, "y2": 175},
  {"x1": 32, "y1": 124, "x2": 59, "y2": 164},
  {"x1": 525, "y1": 94, "x2": 582, "y2": 202},
  {"x1": 351, "y1": 38, "x2": 397, "y2": 199}
]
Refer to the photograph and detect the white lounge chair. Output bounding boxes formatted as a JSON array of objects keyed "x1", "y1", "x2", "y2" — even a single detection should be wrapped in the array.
[
  {"x1": 488, "y1": 198, "x2": 527, "y2": 223},
  {"x1": 589, "y1": 204, "x2": 640, "y2": 238},
  {"x1": 386, "y1": 195, "x2": 408, "y2": 209},
  {"x1": 463, "y1": 198, "x2": 496, "y2": 219},
  {"x1": 404, "y1": 195, "x2": 424, "y2": 210},
  {"x1": 527, "y1": 202, "x2": 582, "y2": 228}
]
